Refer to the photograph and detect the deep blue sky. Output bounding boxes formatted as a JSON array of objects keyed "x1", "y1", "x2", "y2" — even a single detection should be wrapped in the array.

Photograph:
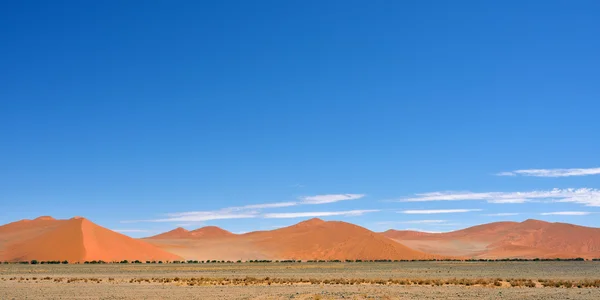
[{"x1": 1, "y1": 1, "x2": 599, "y2": 236}]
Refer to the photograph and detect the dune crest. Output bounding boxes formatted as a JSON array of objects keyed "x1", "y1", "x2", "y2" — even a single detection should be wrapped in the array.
[
  {"x1": 382, "y1": 219, "x2": 600, "y2": 259},
  {"x1": 0, "y1": 217, "x2": 180, "y2": 262},
  {"x1": 147, "y1": 219, "x2": 441, "y2": 261}
]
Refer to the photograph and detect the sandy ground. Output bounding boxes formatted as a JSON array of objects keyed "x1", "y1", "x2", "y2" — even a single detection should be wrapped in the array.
[
  {"x1": 1, "y1": 262, "x2": 600, "y2": 299},
  {"x1": 2, "y1": 281, "x2": 600, "y2": 299}
]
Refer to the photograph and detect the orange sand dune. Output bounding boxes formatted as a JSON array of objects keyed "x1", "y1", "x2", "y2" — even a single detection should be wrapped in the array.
[
  {"x1": 146, "y1": 218, "x2": 441, "y2": 261},
  {"x1": 189, "y1": 226, "x2": 233, "y2": 238},
  {"x1": 382, "y1": 219, "x2": 600, "y2": 259},
  {"x1": 148, "y1": 226, "x2": 233, "y2": 239},
  {"x1": 148, "y1": 227, "x2": 192, "y2": 239},
  {"x1": 0, "y1": 217, "x2": 181, "y2": 262}
]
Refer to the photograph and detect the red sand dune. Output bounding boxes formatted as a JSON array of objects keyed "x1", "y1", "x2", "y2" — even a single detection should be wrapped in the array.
[
  {"x1": 148, "y1": 226, "x2": 233, "y2": 239},
  {"x1": 146, "y1": 218, "x2": 441, "y2": 261},
  {"x1": 0, "y1": 217, "x2": 181, "y2": 262},
  {"x1": 149, "y1": 227, "x2": 191, "y2": 239},
  {"x1": 382, "y1": 219, "x2": 600, "y2": 259}
]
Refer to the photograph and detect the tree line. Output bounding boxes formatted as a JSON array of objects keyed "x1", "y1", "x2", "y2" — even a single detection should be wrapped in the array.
[{"x1": 1, "y1": 257, "x2": 597, "y2": 264}]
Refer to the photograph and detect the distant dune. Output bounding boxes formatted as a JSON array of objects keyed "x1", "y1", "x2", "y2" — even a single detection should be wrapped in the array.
[
  {"x1": 145, "y1": 218, "x2": 440, "y2": 261},
  {"x1": 382, "y1": 219, "x2": 600, "y2": 259},
  {"x1": 2, "y1": 216, "x2": 598, "y2": 262},
  {"x1": 148, "y1": 226, "x2": 233, "y2": 239},
  {"x1": 0, "y1": 216, "x2": 181, "y2": 262}
]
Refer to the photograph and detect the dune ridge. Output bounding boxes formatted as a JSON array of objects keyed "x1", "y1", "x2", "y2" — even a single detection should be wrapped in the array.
[
  {"x1": 146, "y1": 218, "x2": 442, "y2": 261},
  {"x1": 0, "y1": 217, "x2": 180, "y2": 262},
  {"x1": 382, "y1": 219, "x2": 600, "y2": 259}
]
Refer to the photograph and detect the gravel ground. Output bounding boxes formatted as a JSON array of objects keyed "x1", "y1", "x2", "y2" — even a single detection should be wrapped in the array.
[
  {"x1": 2, "y1": 281, "x2": 600, "y2": 299},
  {"x1": 1, "y1": 262, "x2": 599, "y2": 299}
]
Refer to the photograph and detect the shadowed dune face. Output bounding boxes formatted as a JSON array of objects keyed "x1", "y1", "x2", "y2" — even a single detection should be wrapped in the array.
[
  {"x1": 146, "y1": 218, "x2": 442, "y2": 261},
  {"x1": 382, "y1": 219, "x2": 600, "y2": 259},
  {"x1": 0, "y1": 217, "x2": 181, "y2": 262}
]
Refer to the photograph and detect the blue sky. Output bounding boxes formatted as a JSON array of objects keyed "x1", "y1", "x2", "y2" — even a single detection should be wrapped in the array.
[{"x1": 1, "y1": 1, "x2": 599, "y2": 237}]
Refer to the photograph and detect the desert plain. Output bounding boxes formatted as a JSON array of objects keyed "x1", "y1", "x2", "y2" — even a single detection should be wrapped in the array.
[
  {"x1": 2, "y1": 216, "x2": 600, "y2": 299},
  {"x1": 2, "y1": 261, "x2": 600, "y2": 299}
]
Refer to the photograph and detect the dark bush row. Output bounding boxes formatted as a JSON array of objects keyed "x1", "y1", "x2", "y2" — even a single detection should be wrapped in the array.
[
  {"x1": 10, "y1": 260, "x2": 69, "y2": 265},
  {"x1": 2, "y1": 257, "x2": 594, "y2": 265}
]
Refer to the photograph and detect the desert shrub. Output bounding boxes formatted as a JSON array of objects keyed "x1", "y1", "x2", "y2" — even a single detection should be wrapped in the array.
[{"x1": 30, "y1": 260, "x2": 39, "y2": 265}]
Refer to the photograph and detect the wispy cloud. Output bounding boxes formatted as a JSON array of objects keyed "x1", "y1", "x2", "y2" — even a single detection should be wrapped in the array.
[
  {"x1": 124, "y1": 193, "x2": 366, "y2": 223},
  {"x1": 400, "y1": 188, "x2": 600, "y2": 206},
  {"x1": 299, "y1": 194, "x2": 365, "y2": 204},
  {"x1": 483, "y1": 213, "x2": 521, "y2": 216},
  {"x1": 263, "y1": 209, "x2": 378, "y2": 219},
  {"x1": 377, "y1": 220, "x2": 448, "y2": 225},
  {"x1": 540, "y1": 211, "x2": 592, "y2": 216},
  {"x1": 497, "y1": 167, "x2": 600, "y2": 177},
  {"x1": 399, "y1": 209, "x2": 482, "y2": 214},
  {"x1": 152, "y1": 211, "x2": 259, "y2": 222},
  {"x1": 113, "y1": 229, "x2": 153, "y2": 233},
  {"x1": 402, "y1": 228, "x2": 445, "y2": 233},
  {"x1": 233, "y1": 202, "x2": 298, "y2": 210}
]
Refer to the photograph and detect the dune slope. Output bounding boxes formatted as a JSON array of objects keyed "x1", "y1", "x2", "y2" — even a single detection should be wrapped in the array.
[
  {"x1": 0, "y1": 217, "x2": 181, "y2": 262},
  {"x1": 382, "y1": 219, "x2": 600, "y2": 259},
  {"x1": 146, "y1": 218, "x2": 439, "y2": 261}
]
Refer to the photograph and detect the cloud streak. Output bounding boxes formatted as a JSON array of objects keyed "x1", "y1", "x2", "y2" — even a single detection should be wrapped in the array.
[
  {"x1": 377, "y1": 220, "x2": 448, "y2": 225},
  {"x1": 399, "y1": 209, "x2": 482, "y2": 214},
  {"x1": 400, "y1": 188, "x2": 600, "y2": 207},
  {"x1": 497, "y1": 167, "x2": 600, "y2": 177},
  {"x1": 540, "y1": 211, "x2": 592, "y2": 216},
  {"x1": 113, "y1": 229, "x2": 153, "y2": 233},
  {"x1": 124, "y1": 193, "x2": 367, "y2": 223},
  {"x1": 483, "y1": 213, "x2": 520, "y2": 216},
  {"x1": 299, "y1": 194, "x2": 365, "y2": 204},
  {"x1": 263, "y1": 209, "x2": 379, "y2": 219}
]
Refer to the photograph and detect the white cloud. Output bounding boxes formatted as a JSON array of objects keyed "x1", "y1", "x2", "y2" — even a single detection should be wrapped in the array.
[
  {"x1": 540, "y1": 211, "x2": 592, "y2": 216},
  {"x1": 497, "y1": 167, "x2": 600, "y2": 177},
  {"x1": 263, "y1": 209, "x2": 379, "y2": 219},
  {"x1": 123, "y1": 193, "x2": 367, "y2": 223},
  {"x1": 400, "y1": 188, "x2": 600, "y2": 207},
  {"x1": 299, "y1": 194, "x2": 365, "y2": 204},
  {"x1": 377, "y1": 220, "x2": 448, "y2": 225},
  {"x1": 233, "y1": 202, "x2": 298, "y2": 210},
  {"x1": 402, "y1": 228, "x2": 445, "y2": 233},
  {"x1": 154, "y1": 211, "x2": 258, "y2": 222},
  {"x1": 399, "y1": 209, "x2": 482, "y2": 214},
  {"x1": 483, "y1": 213, "x2": 520, "y2": 216},
  {"x1": 487, "y1": 198, "x2": 528, "y2": 204}
]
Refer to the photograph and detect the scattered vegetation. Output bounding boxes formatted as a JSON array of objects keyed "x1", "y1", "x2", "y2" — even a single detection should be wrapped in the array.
[
  {"x1": 6, "y1": 275, "x2": 600, "y2": 288},
  {"x1": 1, "y1": 257, "x2": 594, "y2": 264}
]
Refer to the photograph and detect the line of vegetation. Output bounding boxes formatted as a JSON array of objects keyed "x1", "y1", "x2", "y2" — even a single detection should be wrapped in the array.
[
  {"x1": 1, "y1": 257, "x2": 593, "y2": 265},
  {"x1": 4, "y1": 276, "x2": 600, "y2": 288}
]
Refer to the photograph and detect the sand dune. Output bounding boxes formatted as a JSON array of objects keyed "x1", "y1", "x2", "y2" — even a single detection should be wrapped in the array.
[
  {"x1": 0, "y1": 217, "x2": 180, "y2": 262},
  {"x1": 148, "y1": 226, "x2": 233, "y2": 239},
  {"x1": 382, "y1": 219, "x2": 600, "y2": 259},
  {"x1": 3, "y1": 216, "x2": 598, "y2": 261},
  {"x1": 146, "y1": 218, "x2": 439, "y2": 261}
]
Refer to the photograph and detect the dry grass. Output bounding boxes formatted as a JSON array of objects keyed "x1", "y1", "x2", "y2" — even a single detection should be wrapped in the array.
[{"x1": 5, "y1": 275, "x2": 600, "y2": 288}]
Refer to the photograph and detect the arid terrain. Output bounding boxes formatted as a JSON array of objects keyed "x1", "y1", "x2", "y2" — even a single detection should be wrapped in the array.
[
  {"x1": 0, "y1": 216, "x2": 180, "y2": 262},
  {"x1": 382, "y1": 219, "x2": 600, "y2": 259},
  {"x1": 3, "y1": 216, "x2": 600, "y2": 263},
  {"x1": 2, "y1": 262, "x2": 600, "y2": 299},
  {"x1": 145, "y1": 218, "x2": 440, "y2": 261}
]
